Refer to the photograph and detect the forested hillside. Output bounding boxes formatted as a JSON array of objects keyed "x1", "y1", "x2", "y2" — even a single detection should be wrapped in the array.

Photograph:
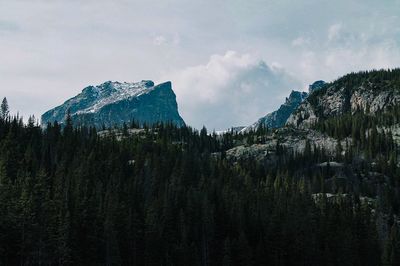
[{"x1": 0, "y1": 119, "x2": 395, "y2": 265}]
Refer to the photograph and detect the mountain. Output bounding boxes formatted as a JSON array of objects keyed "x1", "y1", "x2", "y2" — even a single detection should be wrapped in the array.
[
  {"x1": 241, "y1": 81, "x2": 326, "y2": 133},
  {"x1": 308, "y1": 80, "x2": 326, "y2": 93},
  {"x1": 226, "y1": 127, "x2": 346, "y2": 163},
  {"x1": 228, "y1": 70, "x2": 400, "y2": 163},
  {"x1": 287, "y1": 70, "x2": 400, "y2": 128},
  {"x1": 41, "y1": 80, "x2": 185, "y2": 128},
  {"x1": 241, "y1": 81, "x2": 326, "y2": 132}
]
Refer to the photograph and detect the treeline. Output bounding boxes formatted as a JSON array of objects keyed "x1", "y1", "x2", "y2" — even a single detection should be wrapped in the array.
[
  {"x1": 311, "y1": 68, "x2": 400, "y2": 98},
  {"x1": 333, "y1": 68, "x2": 400, "y2": 90}
]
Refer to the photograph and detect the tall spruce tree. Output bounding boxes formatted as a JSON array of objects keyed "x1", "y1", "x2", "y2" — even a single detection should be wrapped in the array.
[{"x1": 0, "y1": 97, "x2": 9, "y2": 120}]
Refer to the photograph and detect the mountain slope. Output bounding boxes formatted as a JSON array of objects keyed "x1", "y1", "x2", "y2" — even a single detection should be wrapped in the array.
[
  {"x1": 241, "y1": 80, "x2": 326, "y2": 133},
  {"x1": 308, "y1": 80, "x2": 326, "y2": 93},
  {"x1": 41, "y1": 80, "x2": 185, "y2": 128},
  {"x1": 287, "y1": 69, "x2": 400, "y2": 128},
  {"x1": 241, "y1": 90, "x2": 308, "y2": 132},
  {"x1": 227, "y1": 69, "x2": 400, "y2": 164}
]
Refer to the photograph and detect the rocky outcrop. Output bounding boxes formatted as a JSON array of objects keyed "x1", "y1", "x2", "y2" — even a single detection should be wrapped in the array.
[
  {"x1": 285, "y1": 100, "x2": 318, "y2": 129},
  {"x1": 287, "y1": 75, "x2": 400, "y2": 129},
  {"x1": 242, "y1": 81, "x2": 326, "y2": 133},
  {"x1": 308, "y1": 80, "x2": 326, "y2": 94},
  {"x1": 225, "y1": 127, "x2": 349, "y2": 162},
  {"x1": 41, "y1": 80, "x2": 185, "y2": 128},
  {"x1": 350, "y1": 85, "x2": 400, "y2": 113},
  {"x1": 378, "y1": 124, "x2": 400, "y2": 146},
  {"x1": 241, "y1": 90, "x2": 308, "y2": 132}
]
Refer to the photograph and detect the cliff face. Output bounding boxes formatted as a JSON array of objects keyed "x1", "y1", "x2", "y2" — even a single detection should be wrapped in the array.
[
  {"x1": 308, "y1": 80, "x2": 326, "y2": 94},
  {"x1": 241, "y1": 90, "x2": 308, "y2": 132},
  {"x1": 225, "y1": 127, "x2": 348, "y2": 162},
  {"x1": 226, "y1": 70, "x2": 400, "y2": 163},
  {"x1": 41, "y1": 80, "x2": 185, "y2": 128},
  {"x1": 287, "y1": 71, "x2": 400, "y2": 128},
  {"x1": 241, "y1": 80, "x2": 326, "y2": 133}
]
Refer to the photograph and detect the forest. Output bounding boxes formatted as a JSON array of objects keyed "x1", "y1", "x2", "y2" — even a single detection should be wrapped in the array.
[{"x1": 0, "y1": 88, "x2": 400, "y2": 265}]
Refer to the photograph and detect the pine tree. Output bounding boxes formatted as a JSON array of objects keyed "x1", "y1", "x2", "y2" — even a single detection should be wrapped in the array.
[{"x1": 0, "y1": 97, "x2": 9, "y2": 120}]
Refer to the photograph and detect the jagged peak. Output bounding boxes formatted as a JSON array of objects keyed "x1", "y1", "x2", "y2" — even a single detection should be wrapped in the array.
[
  {"x1": 141, "y1": 80, "x2": 155, "y2": 87},
  {"x1": 309, "y1": 80, "x2": 326, "y2": 93},
  {"x1": 287, "y1": 90, "x2": 308, "y2": 103},
  {"x1": 154, "y1": 81, "x2": 172, "y2": 88},
  {"x1": 287, "y1": 69, "x2": 400, "y2": 129},
  {"x1": 241, "y1": 89, "x2": 308, "y2": 133},
  {"x1": 41, "y1": 79, "x2": 185, "y2": 128},
  {"x1": 291, "y1": 90, "x2": 308, "y2": 97},
  {"x1": 79, "y1": 80, "x2": 158, "y2": 100}
]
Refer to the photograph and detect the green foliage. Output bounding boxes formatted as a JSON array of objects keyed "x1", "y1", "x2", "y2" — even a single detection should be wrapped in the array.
[
  {"x1": 0, "y1": 97, "x2": 9, "y2": 120},
  {"x1": 307, "y1": 68, "x2": 400, "y2": 119},
  {"x1": 0, "y1": 116, "x2": 393, "y2": 265}
]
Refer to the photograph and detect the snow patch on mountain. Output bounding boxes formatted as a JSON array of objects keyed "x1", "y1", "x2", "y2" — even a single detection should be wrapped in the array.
[
  {"x1": 41, "y1": 80, "x2": 185, "y2": 128},
  {"x1": 75, "y1": 80, "x2": 155, "y2": 114}
]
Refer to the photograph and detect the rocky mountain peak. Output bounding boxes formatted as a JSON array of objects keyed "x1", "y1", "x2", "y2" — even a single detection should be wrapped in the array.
[
  {"x1": 41, "y1": 80, "x2": 185, "y2": 128},
  {"x1": 287, "y1": 70, "x2": 400, "y2": 129},
  {"x1": 241, "y1": 89, "x2": 308, "y2": 133},
  {"x1": 309, "y1": 80, "x2": 326, "y2": 94},
  {"x1": 287, "y1": 90, "x2": 308, "y2": 104}
]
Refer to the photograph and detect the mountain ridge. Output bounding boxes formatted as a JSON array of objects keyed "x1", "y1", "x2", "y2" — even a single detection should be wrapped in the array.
[
  {"x1": 287, "y1": 69, "x2": 400, "y2": 128},
  {"x1": 241, "y1": 80, "x2": 326, "y2": 133},
  {"x1": 41, "y1": 80, "x2": 185, "y2": 128}
]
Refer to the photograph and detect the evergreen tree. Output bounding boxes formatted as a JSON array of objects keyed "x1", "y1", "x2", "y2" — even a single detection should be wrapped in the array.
[{"x1": 0, "y1": 97, "x2": 9, "y2": 120}]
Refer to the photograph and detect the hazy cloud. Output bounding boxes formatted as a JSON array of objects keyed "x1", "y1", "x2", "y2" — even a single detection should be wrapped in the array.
[
  {"x1": 328, "y1": 23, "x2": 343, "y2": 42},
  {"x1": 291, "y1": 37, "x2": 310, "y2": 47},
  {"x1": 166, "y1": 51, "x2": 301, "y2": 130},
  {"x1": 0, "y1": 19, "x2": 19, "y2": 33},
  {"x1": 153, "y1": 35, "x2": 167, "y2": 46}
]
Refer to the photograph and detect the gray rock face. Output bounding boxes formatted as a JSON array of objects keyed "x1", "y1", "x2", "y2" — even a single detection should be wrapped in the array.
[
  {"x1": 241, "y1": 90, "x2": 308, "y2": 132},
  {"x1": 41, "y1": 80, "x2": 185, "y2": 128},
  {"x1": 350, "y1": 85, "x2": 400, "y2": 113},
  {"x1": 287, "y1": 81, "x2": 400, "y2": 129},
  {"x1": 225, "y1": 127, "x2": 349, "y2": 162},
  {"x1": 308, "y1": 80, "x2": 326, "y2": 94}
]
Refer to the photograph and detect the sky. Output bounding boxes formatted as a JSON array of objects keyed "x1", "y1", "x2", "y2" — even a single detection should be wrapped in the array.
[{"x1": 0, "y1": 0, "x2": 399, "y2": 130}]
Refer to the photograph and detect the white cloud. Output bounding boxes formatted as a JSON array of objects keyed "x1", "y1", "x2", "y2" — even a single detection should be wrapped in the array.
[
  {"x1": 165, "y1": 51, "x2": 301, "y2": 130},
  {"x1": 291, "y1": 36, "x2": 310, "y2": 47},
  {"x1": 328, "y1": 23, "x2": 342, "y2": 41},
  {"x1": 152, "y1": 33, "x2": 181, "y2": 47},
  {"x1": 153, "y1": 35, "x2": 167, "y2": 46}
]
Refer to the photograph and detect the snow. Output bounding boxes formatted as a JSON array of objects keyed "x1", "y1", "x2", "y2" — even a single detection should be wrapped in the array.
[{"x1": 75, "y1": 80, "x2": 155, "y2": 115}]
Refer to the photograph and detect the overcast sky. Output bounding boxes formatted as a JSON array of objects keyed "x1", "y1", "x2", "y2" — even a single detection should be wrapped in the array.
[{"x1": 1, "y1": 0, "x2": 399, "y2": 130}]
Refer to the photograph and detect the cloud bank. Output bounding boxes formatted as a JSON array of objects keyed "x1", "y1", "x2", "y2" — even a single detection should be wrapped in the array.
[{"x1": 166, "y1": 51, "x2": 301, "y2": 130}]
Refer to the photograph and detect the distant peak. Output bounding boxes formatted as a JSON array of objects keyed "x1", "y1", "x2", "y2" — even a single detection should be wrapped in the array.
[
  {"x1": 309, "y1": 80, "x2": 326, "y2": 93},
  {"x1": 94, "y1": 80, "x2": 155, "y2": 88},
  {"x1": 154, "y1": 81, "x2": 172, "y2": 89},
  {"x1": 41, "y1": 79, "x2": 185, "y2": 128},
  {"x1": 140, "y1": 80, "x2": 155, "y2": 87},
  {"x1": 287, "y1": 90, "x2": 308, "y2": 104},
  {"x1": 81, "y1": 80, "x2": 156, "y2": 94}
]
